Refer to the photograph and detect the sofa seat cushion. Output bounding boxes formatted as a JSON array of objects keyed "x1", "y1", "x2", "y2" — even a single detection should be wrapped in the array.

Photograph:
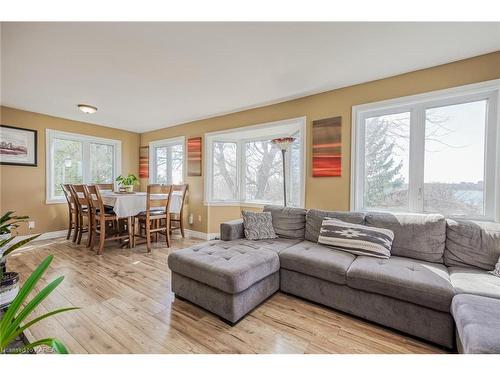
[
  {"x1": 365, "y1": 212, "x2": 446, "y2": 263},
  {"x1": 279, "y1": 241, "x2": 356, "y2": 285},
  {"x1": 449, "y1": 266, "x2": 500, "y2": 299},
  {"x1": 168, "y1": 238, "x2": 299, "y2": 294},
  {"x1": 452, "y1": 294, "x2": 500, "y2": 353},
  {"x1": 347, "y1": 256, "x2": 454, "y2": 312}
]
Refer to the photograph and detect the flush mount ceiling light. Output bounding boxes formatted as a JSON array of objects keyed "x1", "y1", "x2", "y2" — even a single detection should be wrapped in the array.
[{"x1": 77, "y1": 104, "x2": 98, "y2": 114}]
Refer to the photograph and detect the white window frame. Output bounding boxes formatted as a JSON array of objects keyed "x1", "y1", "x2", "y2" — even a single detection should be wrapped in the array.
[
  {"x1": 148, "y1": 136, "x2": 186, "y2": 184},
  {"x1": 46, "y1": 129, "x2": 122, "y2": 204},
  {"x1": 204, "y1": 117, "x2": 307, "y2": 207},
  {"x1": 351, "y1": 79, "x2": 500, "y2": 221}
]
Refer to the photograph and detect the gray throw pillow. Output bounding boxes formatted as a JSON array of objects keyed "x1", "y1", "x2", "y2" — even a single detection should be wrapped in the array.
[
  {"x1": 491, "y1": 257, "x2": 500, "y2": 278},
  {"x1": 241, "y1": 211, "x2": 277, "y2": 240},
  {"x1": 318, "y1": 218, "x2": 394, "y2": 258}
]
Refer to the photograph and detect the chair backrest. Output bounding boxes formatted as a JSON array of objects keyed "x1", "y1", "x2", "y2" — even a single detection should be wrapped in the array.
[
  {"x1": 146, "y1": 184, "x2": 172, "y2": 215},
  {"x1": 84, "y1": 185, "x2": 105, "y2": 214},
  {"x1": 95, "y1": 183, "x2": 114, "y2": 192},
  {"x1": 62, "y1": 184, "x2": 77, "y2": 211},
  {"x1": 70, "y1": 184, "x2": 90, "y2": 209},
  {"x1": 171, "y1": 184, "x2": 188, "y2": 214}
]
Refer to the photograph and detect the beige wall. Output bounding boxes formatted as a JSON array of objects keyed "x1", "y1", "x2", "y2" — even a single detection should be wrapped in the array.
[
  {"x1": 0, "y1": 107, "x2": 140, "y2": 235},
  {"x1": 141, "y1": 51, "x2": 500, "y2": 234}
]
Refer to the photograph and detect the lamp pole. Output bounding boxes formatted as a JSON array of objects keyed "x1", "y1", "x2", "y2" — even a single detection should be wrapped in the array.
[{"x1": 271, "y1": 137, "x2": 295, "y2": 207}]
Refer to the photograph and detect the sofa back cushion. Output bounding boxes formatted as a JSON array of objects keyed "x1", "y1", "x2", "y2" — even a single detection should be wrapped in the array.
[
  {"x1": 365, "y1": 212, "x2": 446, "y2": 263},
  {"x1": 444, "y1": 219, "x2": 500, "y2": 270},
  {"x1": 263, "y1": 205, "x2": 307, "y2": 239},
  {"x1": 305, "y1": 209, "x2": 365, "y2": 242}
]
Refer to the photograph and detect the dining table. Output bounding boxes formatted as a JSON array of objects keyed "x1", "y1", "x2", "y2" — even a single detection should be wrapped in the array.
[{"x1": 100, "y1": 190, "x2": 184, "y2": 218}]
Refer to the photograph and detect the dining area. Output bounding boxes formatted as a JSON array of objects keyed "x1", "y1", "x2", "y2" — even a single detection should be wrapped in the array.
[{"x1": 61, "y1": 183, "x2": 188, "y2": 254}]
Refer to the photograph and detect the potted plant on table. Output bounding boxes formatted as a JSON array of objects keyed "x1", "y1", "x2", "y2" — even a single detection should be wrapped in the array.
[{"x1": 116, "y1": 173, "x2": 139, "y2": 193}]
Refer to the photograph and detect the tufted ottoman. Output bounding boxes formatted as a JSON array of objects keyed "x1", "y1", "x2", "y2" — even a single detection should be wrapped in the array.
[{"x1": 168, "y1": 239, "x2": 299, "y2": 324}]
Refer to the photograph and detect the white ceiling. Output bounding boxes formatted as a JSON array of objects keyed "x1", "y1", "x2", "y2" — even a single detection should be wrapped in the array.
[{"x1": 1, "y1": 22, "x2": 499, "y2": 133}]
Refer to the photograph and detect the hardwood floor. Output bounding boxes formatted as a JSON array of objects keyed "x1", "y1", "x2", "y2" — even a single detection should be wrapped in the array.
[{"x1": 8, "y1": 236, "x2": 447, "y2": 354}]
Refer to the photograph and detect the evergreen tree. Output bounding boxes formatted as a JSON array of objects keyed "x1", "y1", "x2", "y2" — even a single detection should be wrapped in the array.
[{"x1": 364, "y1": 118, "x2": 405, "y2": 207}]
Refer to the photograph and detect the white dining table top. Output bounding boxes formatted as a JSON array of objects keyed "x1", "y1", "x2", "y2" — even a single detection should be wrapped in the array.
[{"x1": 100, "y1": 190, "x2": 183, "y2": 217}]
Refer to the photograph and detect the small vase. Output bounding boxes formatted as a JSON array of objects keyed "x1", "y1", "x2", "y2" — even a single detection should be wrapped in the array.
[{"x1": 124, "y1": 185, "x2": 134, "y2": 193}]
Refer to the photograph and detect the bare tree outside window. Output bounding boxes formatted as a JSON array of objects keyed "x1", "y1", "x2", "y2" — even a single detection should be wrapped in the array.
[{"x1": 363, "y1": 99, "x2": 487, "y2": 217}]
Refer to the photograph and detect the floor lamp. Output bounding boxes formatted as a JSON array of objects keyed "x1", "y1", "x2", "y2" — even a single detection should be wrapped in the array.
[{"x1": 271, "y1": 136, "x2": 296, "y2": 207}]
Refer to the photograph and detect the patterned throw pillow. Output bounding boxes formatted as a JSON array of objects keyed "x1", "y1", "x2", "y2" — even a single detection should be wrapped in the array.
[
  {"x1": 491, "y1": 257, "x2": 500, "y2": 278},
  {"x1": 241, "y1": 211, "x2": 277, "y2": 240},
  {"x1": 318, "y1": 218, "x2": 394, "y2": 258}
]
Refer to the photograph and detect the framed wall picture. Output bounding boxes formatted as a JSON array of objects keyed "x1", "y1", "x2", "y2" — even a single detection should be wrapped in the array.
[
  {"x1": 0, "y1": 125, "x2": 38, "y2": 167},
  {"x1": 139, "y1": 146, "x2": 149, "y2": 178},
  {"x1": 312, "y1": 116, "x2": 341, "y2": 177},
  {"x1": 187, "y1": 137, "x2": 202, "y2": 176}
]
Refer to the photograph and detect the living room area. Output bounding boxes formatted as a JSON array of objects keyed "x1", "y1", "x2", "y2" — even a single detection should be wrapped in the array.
[{"x1": 1, "y1": 2, "x2": 500, "y2": 369}]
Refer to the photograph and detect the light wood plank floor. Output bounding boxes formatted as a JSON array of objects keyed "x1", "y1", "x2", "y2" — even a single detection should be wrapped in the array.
[{"x1": 8, "y1": 236, "x2": 447, "y2": 354}]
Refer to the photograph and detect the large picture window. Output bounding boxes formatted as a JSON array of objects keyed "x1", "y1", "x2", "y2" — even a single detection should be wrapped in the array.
[
  {"x1": 149, "y1": 136, "x2": 185, "y2": 185},
  {"x1": 352, "y1": 80, "x2": 500, "y2": 221},
  {"x1": 205, "y1": 117, "x2": 306, "y2": 207},
  {"x1": 46, "y1": 129, "x2": 121, "y2": 203}
]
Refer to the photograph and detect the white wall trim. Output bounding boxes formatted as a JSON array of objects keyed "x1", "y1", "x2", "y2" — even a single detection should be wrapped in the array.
[
  {"x1": 204, "y1": 116, "x2": 307, "y2": 208},
  {"x1": 45, "y1": 128, "x2": 122, "y2": 204},
  {"x1": 148, "y1": 136, "x2": 186, "y2": 185},
  {"x1": 15, "y1": 229, "x2": 67, "y2": 243},
  {"x1": 185, "y1": 229, "x2": 219, "y2": 241},
  {"x1": 351, "y1": 78, "x2": 500, "y2": 221}
]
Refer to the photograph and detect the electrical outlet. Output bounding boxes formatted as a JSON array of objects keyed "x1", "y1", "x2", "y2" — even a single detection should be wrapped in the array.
[
  {"x1": 28, "y1": 221, "x2": 35, "y2": 229},
  {"x1": 198, "y1": 215, "x2": 202, "y2": 222},
  {"x1": 188, "y1": 213, "x2": 194, "y2": 225}
]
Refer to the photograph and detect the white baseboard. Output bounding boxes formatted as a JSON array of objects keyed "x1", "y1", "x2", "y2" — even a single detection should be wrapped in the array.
[
  {"x1": 185, "y1": 230, "x2": 219, "y2": 241},
  {"x1": 15, "y1": 228, "x2": 219, "y2": 243},
  {"x1": 15, "y1": 229, "x2": 67, "y2": 242}
]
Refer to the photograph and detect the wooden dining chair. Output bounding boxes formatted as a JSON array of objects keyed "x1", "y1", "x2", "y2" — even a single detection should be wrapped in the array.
[
  {"x1": 133, "y1": 184, "x2": 172, "y2": 252},
  {"x1": 169, "y1": 184, "x2": 188, "y2": 237},
  {"x1": 69, "y1": 184, "x2": 93, "y2": 247},
  {"x1": 62, "y1": 184, "x2": 78, "y2": 241},
  {"x1": 85, "y1": 185, "x2": 132, "y2": 255},
  {"x1": 95, "y1": 183, "x2": 114, "y2": 192}
]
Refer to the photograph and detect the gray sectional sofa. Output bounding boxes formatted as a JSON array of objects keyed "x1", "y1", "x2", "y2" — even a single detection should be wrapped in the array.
[{"x1": 168, "y1": 206, "x2": 500, "y2": 352}]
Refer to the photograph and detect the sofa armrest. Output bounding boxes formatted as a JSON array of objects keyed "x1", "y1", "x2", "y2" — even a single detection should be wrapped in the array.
[{"x1": 220, "y1": 219, "x2": 245, "y2": 241}]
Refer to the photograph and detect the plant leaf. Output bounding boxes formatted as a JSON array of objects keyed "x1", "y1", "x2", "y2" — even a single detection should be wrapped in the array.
[
  {"x1": 0, "y1": 255, "x2": 53, "y2": 341},
  {"x1": 0, "y1": 211, "x2": 15, "y2": 225},
  {"x1": 14, "y1": 338, "x2": 69, "y2": 354},
  {"x1": 3, "y1": 307, "x2": 80, "y2": 347},
  {"x1": 1, "y1": 234, "x2": 41, "y2": 258},
  {"x1": 3, "y1": 275, "x2": 65, "y2": 342},
  {"x1": 0, "y1": 236, "x2": 15, "y2": 250}
]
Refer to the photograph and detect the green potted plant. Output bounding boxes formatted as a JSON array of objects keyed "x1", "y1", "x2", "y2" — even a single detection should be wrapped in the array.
[
  {"x1": 0, "y1": 211, "x2": 78, "y2": 354},
  {"x1": 0, "y1": 255, "x2": 79, "y2": 353},
  {"x1": 0, "y1": 211, "x2": 40, "y2": 309},
  {"x1": 116, "y1": 173, "x2": 139, "y2": 193}
]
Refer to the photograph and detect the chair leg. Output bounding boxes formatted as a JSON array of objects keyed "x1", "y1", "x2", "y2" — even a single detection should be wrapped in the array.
[
  {"x1": 179, "y1": 216, "x2": 185, "y2": 238},
  {"x1": 86, "y1": 213, "x2": 93, "y2": 248},
  {"x1": 146, "y1": 219, "x2": 152, "y2": 253},
  {"x1": 127, "y1": 217, "x2": 132, "y2": 249},
  {"x1": 90, "y1": 219, "x2": 97, "y2": 251},
  {"x1": 131, "y1": 218, "x2": 136, "y2": 248},
  {"x1": 165, "y1": 218, "x2": 171, "y2": 248},
  {"x1": 98, "y1": 217, "x2": 106, "y2": 255},
  {"x1": 77, "y1": 214, "x2": 84, "y2": 245},
  {"x1": 67, "y1": 211, "x2": 73, "y2": 240},
  {"x1": 73, "y1": 214, "x2": 80, "y2": 243}
]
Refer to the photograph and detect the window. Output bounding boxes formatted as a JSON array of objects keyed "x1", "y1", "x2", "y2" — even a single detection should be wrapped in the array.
[
  {"x1": 149, "y1": 137, "x2": 185, "y2": 185},
  {"x1": 352, "y1": 80, "x2": 500, "y2": 221},
  {"x1": 46, "y1": 129, "x2": 121, "y2": 203},
  {"x1": 205, "y1": 117, "x2": 306, "y2": 207}
]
